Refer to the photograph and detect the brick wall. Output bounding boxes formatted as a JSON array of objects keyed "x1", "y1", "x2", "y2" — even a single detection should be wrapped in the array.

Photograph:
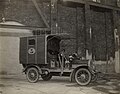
[
  {"x1": 0, "y1": 0, "x2": 5, "y2": 20},
  {"x1": 58, "y1": 4, "x2": 86, "y2": 57},
  {"x1": 105, "y1": 0, "x2": 117, "y2": 6},
  {"x1": 88, "y1": 0, "x2": 117, "y2": 6},
  {"x1": 90, "y1": 7, "x2": 115, "y2": 61},
  {"x1": 58, "y1": 4, "x2": 77, "y2": 55}
]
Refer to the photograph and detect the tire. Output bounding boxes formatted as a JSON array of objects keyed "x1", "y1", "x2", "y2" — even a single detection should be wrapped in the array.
[
  {"x1": 75, "y1": 68, "x2": 91, "y2": 86},
  {"x1": 41, "y1": 73, "x2": 52, "y2": 81},
  {"x1": 91, "y1": 73, "x2": 98, "y2": 82},
  {"x1": 26, "y1": 67, "x2": 39, "y2": 83}
]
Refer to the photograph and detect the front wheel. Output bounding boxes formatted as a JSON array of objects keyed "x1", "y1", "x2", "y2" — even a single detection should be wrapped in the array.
[
  {"x1": 91, "y1": 73, "x2": 98, "y2": 82},
  {"x1": 26, "y1": 67, "x2": 39, "y2": 83},
  {"x1": 75, "y1": 68, "x2": 91, "y2": 86}
]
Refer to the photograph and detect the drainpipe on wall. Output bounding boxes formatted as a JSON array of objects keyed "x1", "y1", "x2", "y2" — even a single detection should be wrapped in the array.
[
  {"x1": 86, "y1": 27, "x2": 92, "y2": 60},
  {"x1": 114, "y1": 28, "x2": 120, "y2": 73}
]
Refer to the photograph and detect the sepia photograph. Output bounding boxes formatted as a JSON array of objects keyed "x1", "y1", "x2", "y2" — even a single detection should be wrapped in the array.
[{"x1": 0, "y1": 0, "x2": 120, "y2": 94}]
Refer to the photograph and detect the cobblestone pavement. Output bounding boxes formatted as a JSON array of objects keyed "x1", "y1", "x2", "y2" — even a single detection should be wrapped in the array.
[{"x1": 0, "y1": 74, "x2": 120, "y2": 94}]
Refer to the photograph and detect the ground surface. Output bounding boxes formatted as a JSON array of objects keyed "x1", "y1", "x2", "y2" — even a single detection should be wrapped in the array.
[{"x1": 0, "y1": 74, "x2": 120, "y2": 94}]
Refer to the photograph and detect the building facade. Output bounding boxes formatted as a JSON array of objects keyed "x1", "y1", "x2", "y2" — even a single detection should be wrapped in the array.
[{"x1": 0, "y1": 0, "x2": 120, "y2": 73}]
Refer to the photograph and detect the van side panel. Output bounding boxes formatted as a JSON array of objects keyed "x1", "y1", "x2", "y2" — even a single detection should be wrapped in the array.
[
  {"x1": 20, "y1": 37, "x2": 27, "y2": 64},
  {"x1": 28, "y1": 37, "x2": 36, "y2": 64},
  {"x1": 37, "y1": 36, "x2": 45, "y2": 64}
]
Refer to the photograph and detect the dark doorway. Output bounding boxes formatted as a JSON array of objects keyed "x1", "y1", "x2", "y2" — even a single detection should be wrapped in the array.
[{"x1": 91, "y1": 6, "x2": 115, "y2": 61}]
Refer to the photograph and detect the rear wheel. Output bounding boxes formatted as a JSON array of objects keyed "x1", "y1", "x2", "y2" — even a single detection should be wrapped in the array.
[
  {"x1": 75, "y1": 68, "x2": 91, "y2": 86},
  {"x1": 26, "y1": 67, "x2": 39, "y2": 83},
  {"x1": 41, "y1": 73, "x2": 52, "y2": 81}
]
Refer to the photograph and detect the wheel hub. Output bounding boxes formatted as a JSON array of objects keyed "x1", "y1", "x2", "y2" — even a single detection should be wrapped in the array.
[
  {"x1": 80, "y1": 74, "x2": 86, "y2": 80},
  {"x1": 44, "y1": 71, "x2": 48, "y2": 75},
  {"x1": 30, "y1": 73, "x2": 35, "y2": 77}
]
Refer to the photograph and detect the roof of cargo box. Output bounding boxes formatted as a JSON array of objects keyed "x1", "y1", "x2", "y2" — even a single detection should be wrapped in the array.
[
  {"x1": 47, "y1": 33, "x2": 71, "y2": 40},
  {"x1": 20, "y1": 33, "x2": 72, "y2": 39}
]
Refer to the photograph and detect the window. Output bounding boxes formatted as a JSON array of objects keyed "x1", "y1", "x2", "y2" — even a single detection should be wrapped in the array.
[{"x1": 29, "y1": 39, "x2": 35, "y2": 45}]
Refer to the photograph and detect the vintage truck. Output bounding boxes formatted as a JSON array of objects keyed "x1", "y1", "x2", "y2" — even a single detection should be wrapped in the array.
[{"x1": 19, "y1": 34, "x2": 98, "y2": 86}]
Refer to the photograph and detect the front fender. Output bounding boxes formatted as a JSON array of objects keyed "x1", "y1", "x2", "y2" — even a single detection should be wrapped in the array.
[{"x1": 69, "y1": 65, "x2": 99, "y2": 82}]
